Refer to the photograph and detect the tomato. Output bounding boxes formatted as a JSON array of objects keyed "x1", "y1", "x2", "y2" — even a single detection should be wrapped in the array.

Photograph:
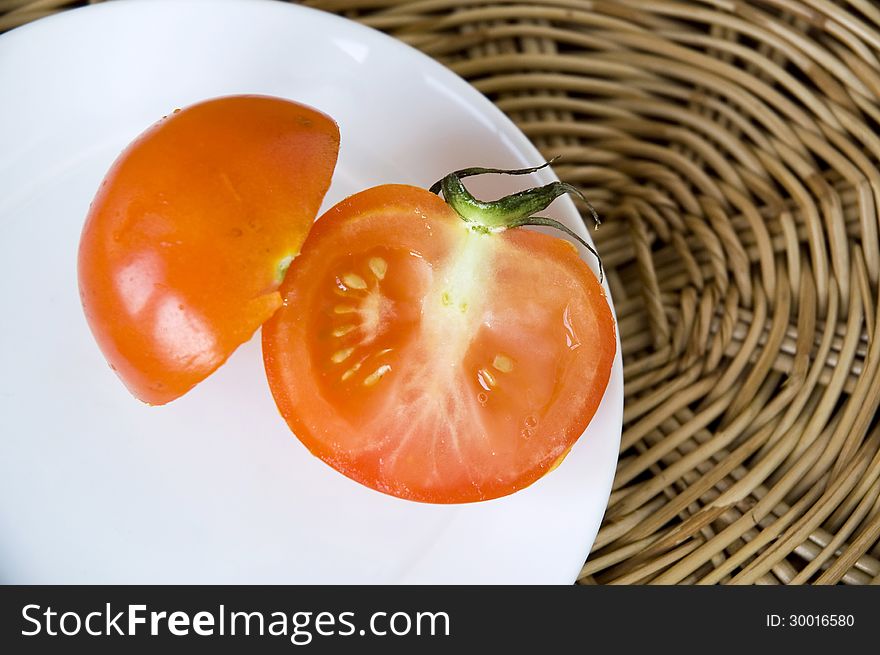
[
  {"x1": 262, "y1": 169, "x2": 616, "y2": 503},
  {"x1": 78, "y1": 95, "x2": 340, "y2": 405}
]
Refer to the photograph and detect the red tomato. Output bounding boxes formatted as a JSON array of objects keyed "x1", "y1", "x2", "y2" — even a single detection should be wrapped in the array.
[
  {"x1": 78, "y1": 95, "x2": 339, "y2": 405},
  {"x1": 262, "y1": 180, "x2": 616, "y2": 503}
]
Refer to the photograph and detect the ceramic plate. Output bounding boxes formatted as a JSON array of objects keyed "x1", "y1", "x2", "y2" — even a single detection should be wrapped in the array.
[{"x1": 0, "y1": 0, "x2": 623, "y2": 583}]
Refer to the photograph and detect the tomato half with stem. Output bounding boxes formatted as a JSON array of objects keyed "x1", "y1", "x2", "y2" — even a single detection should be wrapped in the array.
[
  {"x1": 78, "y1": 95, "x2": 340, "y2": 405},
  {"x1": 262, "y1": 164, "x2": 616, "y2": 503}
]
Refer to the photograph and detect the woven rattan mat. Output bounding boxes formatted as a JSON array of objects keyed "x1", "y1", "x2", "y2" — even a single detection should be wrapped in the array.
[{"x1": 6, "y1": 0, "x2": 880, "y2": 585}]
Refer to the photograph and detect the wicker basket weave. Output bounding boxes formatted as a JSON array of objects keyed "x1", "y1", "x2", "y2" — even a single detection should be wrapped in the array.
[{"x1": 6, "y1": 0, "x2": 880, "y2": 585}]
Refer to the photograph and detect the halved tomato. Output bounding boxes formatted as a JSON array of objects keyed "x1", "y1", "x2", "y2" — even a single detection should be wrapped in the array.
[
  {"x1": 78, "y1": 95, "x2": 339, "y2": 405},
  {"x1": 262, "y1": 174, "x2": 616, "y2": 503}
]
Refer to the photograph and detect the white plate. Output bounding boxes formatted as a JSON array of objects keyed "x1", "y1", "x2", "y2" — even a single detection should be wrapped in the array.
[{"x1": 0, "y1": 0, "x2": 623, "y2": 584}]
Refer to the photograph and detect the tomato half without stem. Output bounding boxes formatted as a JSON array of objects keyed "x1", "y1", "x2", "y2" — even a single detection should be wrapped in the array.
[
  {"x1": 78, "y1": 95, "x2": 340, "y2": 405},
  {"x1": 262, "y1": 163, "x2": 616, "y2": 503}
]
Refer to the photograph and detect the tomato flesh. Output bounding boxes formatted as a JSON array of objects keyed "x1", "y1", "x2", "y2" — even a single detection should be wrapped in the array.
[
  {"x1": 78, "y1": 95, "x2": 339, "y2": 405},
  {"x1": 263, "y1": 185, "x2": 616, "y2": 503}
]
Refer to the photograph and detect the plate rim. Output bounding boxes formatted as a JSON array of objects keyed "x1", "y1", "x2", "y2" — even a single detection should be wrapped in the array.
[{"x1": 0, "y1": 0, "x2": 623, "y2": 584}]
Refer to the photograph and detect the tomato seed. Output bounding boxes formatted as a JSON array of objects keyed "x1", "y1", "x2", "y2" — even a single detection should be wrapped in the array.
[
  {"x1": 342, "y1": 273, "x2": 367, "y2": 290},
  {"x1": 368, "y1": 257, "x2": 387, "y2": 280},
  {"x1": 492, "y1": 354, "x2": 514, "y2": 373},
  {"x1": 331, "y1": 348, "x2": 354, "y2": 363},
  {"x1": 363, "y1": 364, "x2": 392, "y2": 386}
]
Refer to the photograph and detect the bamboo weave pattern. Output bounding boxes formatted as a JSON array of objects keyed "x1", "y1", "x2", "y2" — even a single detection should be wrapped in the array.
[{"x1": 5, "y1": 0, "x2": 880, "y2": 584}]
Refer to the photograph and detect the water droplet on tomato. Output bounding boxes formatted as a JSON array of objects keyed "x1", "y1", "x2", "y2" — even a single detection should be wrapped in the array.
[
  {"x1": 563, "y1": 303, "x2": 581, "y2": 350},
  {"x1": 521, "y1": 428, "x2": 533, "y2": 440},
  {"x1": 477, "y1": 392, "x2": 488, "y2": 405},
  {"x1": 524, "y1": 415, "x2": 538, "y2": 428}
]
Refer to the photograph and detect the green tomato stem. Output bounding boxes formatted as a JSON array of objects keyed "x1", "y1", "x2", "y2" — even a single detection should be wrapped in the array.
[{"x1": 430, "y1": 161, "x2": 604, "y2": 282}]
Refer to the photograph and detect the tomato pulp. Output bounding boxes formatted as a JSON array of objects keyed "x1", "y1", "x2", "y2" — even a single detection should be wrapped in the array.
[
  {"x1": 78, "y1": 95, "x2": 339, "y2": 405},
  {"x1": 263, "y1": 175, "x2": 616, "y2": 503}
]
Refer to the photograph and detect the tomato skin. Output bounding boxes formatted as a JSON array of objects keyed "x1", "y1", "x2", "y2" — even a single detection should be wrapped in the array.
[
  {"x1": 262, "y1": 184, "x2": 616, "y2": 503},
  {"x1": 78, "y1": 95, "x2": 339, "y2": 405}
]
